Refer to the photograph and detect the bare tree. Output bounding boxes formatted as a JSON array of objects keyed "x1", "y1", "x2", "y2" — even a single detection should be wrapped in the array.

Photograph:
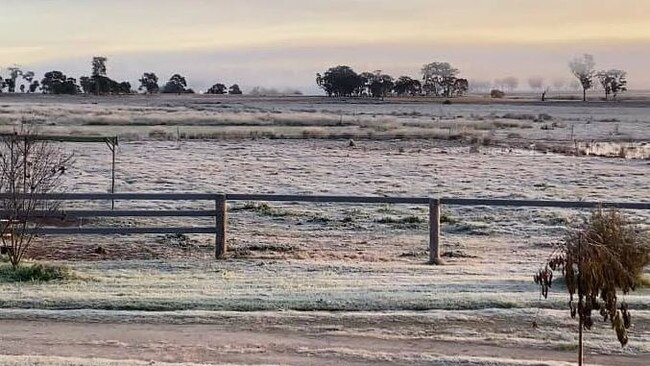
[
  {"x1": 501, "y1": 77, "x2": 519, "y2": 92},
  {"x1": 527, "y1": 77, "x2": 544, "y2": 91},
  {"x1": 468, "y1": 80, "x2": 492, "y2": 93},
  {"x1": 552, "y1": 79, "x2": 566, "y2": 91},
  {"x1": 528, "y1": 77, "x2": 546, "y2": 101},
  {"x1": 0, "y1": 130, "x2": 72, "y2": 269},
  {"x1": 569, "y1": 54, "x2": 596, "y2": 102}
]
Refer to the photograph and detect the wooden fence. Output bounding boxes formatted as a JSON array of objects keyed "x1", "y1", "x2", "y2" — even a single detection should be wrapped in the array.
[{"x1": 1, "y1": 193, "x2": 649, "y2": 264}]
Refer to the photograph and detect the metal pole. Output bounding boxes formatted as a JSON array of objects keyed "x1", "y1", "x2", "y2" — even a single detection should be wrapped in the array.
[
  {"x1": 215, "y1": 194, "x2": 227, "y2": 258},
  {"x1": 578, "y1": 234, "x2": 584, "y2": 366},
  {"x1": 111, "y1": 143, "x2": 115, "y2": 210},
  {"x1": 429, "y1": 198, "x2": 444, "y2": 265}
]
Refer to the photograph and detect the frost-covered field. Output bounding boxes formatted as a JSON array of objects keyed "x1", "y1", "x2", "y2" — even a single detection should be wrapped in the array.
[
  {"x1": 0, "y1": 94, "x2": 649, "y2": 157},
  {"x1": 0, "y1": 95, "x2": 649, "y2": 365}
]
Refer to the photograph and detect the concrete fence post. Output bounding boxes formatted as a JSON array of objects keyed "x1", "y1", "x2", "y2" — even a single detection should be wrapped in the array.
[
  {"x1": 429, "y1": 198, "x2": 444, "y2": 265},
  {"x1": 215, "y1": 194, "x2": 227, "y2": 259}
]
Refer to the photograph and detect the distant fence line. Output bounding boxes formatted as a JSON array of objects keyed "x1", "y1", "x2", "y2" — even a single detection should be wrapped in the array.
[{"x1": 0, "y1": 193, "x2": 648, "y2": 264}]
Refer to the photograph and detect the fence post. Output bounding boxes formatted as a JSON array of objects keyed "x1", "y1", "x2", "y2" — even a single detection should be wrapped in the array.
[
  {"x1": 215, "y1": 194, "x2": 227, "y2": 259},
  {"x1": 429, "y1": 198, "x2": 444, "y2": 265}
]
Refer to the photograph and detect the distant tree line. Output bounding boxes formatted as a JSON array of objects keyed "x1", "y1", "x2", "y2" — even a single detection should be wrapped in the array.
[
  {"x1": 0, "y1": 56, "x2": 244, "y2": 96},
  {"x1": 0, "y1": 67, "x2": 39, "y2": 93},
  {"x1": 1, "y1": 55, "x2": 630, "y2": 101},
  {"x1": 569, "y1": 54, "x2": 627, "y2": 101},
  {"x1": 317, "y1": 57, "x2": 628, "y2": 102},
  {"x1": 316, "y1": 62, "x2": 468, "y2": 98},
  {"x1": 475, "y1": 55, "x2": 628, "y2": 102}
]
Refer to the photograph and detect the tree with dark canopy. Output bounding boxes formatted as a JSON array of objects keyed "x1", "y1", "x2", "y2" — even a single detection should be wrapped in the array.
[
  {"x1": 316, "y1": 66, "x2": 364, "y2": 97},
  {"x1": 138, "y1": 72, "x2": 159, "y2": 94},
  {"x1": 78, "y1": 57, "x2": 131, "y2": 95},
  {"x1": 161, "y1": 74, "x2": 189, "y2": 94},
  {"x1": 366, "y1": 71, "x2": 394, "y2": 99},
  {"x1": 90, "y1": 56, "x2": 109, "y2": 95},
  {"x1": 393, "y1": 76, "x2": 421, "y2": 96},
  {"x1": 421, "y1": 62, "x2": 459, "y2": 96},
  {"x1": 28, "y1": 81, "x2": 40, "y2": 93},
  {"x1": 229, "y1": 84, "x2": 243, "y2": 95},
  {"x1": 206, "y1": 83, "x2": 227, "y2": 94},
  {"x1": 596, "y1": 69, "x2": 627, "y2": 100},
  {"x1": 41, "y1": 71, "x2": 79, "y2": 95},
  {"x1": 421, "y1": 62, "x2": 468, "y2": 97},
  {"x1": 358, "y1": 72, "x2": 375, "y2": 96}
]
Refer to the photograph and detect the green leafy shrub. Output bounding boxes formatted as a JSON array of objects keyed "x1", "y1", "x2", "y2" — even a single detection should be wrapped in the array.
[{"x1": 0, "y1": 263, "x2": 75, "y2": 283}]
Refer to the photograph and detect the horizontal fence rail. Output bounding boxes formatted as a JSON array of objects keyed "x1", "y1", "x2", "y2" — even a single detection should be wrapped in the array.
[
  {"x1": 227, "y1": 194, "x2": 430, "y2": 205},
  {"x1": 0, "y1": 193, "x2": 648, "y2": 263},
  {"x1": 0, "y1": 193, "x2": 218, "y2": 201},
  {"x1": 0, "y1": 210, "x2": 218, "y2": 218},
  {"x1": 440, "y1": 198, "x2": 650, "y2": 210},
  {"x1": 0, "y1": 193, "x2": 648, "y2": 209},
  {"x1": 31, "y1": 227, "x2": 218, "y2": 235}
]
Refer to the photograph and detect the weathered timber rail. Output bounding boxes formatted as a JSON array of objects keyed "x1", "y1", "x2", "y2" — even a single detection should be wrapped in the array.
[{"x1": 1, "y1": 193, "x2": 648, "y2": 264}]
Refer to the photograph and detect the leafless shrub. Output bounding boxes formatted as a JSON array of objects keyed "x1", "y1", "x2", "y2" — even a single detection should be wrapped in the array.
[{"x1": 0, "y1": 129, "x2": 72, "y2": 268}]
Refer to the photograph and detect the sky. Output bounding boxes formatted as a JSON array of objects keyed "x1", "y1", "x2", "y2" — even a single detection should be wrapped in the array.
[{"x1": 1, "y1": 0, "x2": 650, "y2": 93}]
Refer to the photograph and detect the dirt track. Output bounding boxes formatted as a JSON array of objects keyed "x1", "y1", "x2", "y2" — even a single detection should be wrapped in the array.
[{"x1": 1, "y1": 318, "x2": 647, "y2": 365}]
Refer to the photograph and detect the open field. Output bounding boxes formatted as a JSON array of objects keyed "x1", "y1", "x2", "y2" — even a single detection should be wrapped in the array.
[
  {"x1": 0, "y1": 94, "x2": 649, "y2": 365},
  {"x1": 0, "y1": 94, "x2": 649, "y2": 158}
]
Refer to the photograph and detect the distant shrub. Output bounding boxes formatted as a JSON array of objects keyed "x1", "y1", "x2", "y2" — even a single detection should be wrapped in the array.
[
  {"x1": 490, "y1": 89, "x2": 505, "y2": 98},
  {"x1": 377, "y1": 216, "x2": 424, "y2": 226},
  {"x1": 440, "y1": 211, "x2": 457, "y2": 224},
  {"x1": 502, "y1": 113, "x2": 536, "y2": 121},
  {"x1": 249, "y1": 87, "x2": 303, "y2": 96},
  {"x1": 230, "y1": 202, "x2": 294, "y2": 217}
]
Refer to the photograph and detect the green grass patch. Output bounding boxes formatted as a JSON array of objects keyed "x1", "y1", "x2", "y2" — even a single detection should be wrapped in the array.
[
  {"x1": 440, "y1": 211, "x2": 457, "y2": 224},
  {"x1": 555, "y1": 342, "x2": 579, "y2": 352},
  {"x1": 377, "y1": 215, "x2": 425, "y2": 226},
  {"x1": 0, "y1": 263, "x2": 76, "y2": 283}
]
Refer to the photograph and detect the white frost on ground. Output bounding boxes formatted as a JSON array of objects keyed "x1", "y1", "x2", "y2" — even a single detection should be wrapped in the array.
[
  {"x1": 0, "y1": 355, "x2": 269, "y2": 366},
  {"x1": 0, "y1": 354, "x2": 589, "y2": 366},
  {"x1": 0, "y1": 96, "x2": 648, "y2": 365}
]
